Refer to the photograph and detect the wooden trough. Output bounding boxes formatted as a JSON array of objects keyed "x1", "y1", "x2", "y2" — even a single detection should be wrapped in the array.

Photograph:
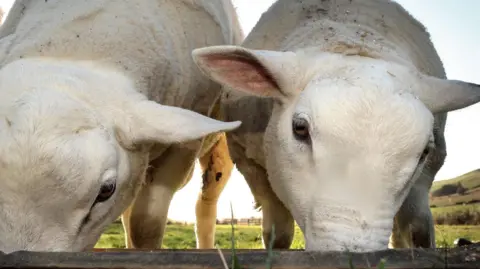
[{"x1": 0, "y1": 243, "x2": 478, "y2": 269}]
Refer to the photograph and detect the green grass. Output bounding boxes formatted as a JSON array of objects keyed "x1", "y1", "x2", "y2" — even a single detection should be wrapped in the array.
[
  {"x1": 434, "y1": 225, "x2": 480, "y2": 247},
  {"x1": 95, "y1": 222, "x2": 478, "y2": 249},
  {"x1": 430, "y1": 190, "x2": 480, "y2": 207},
  {"x1": 431, "y1": 204, "x2": 479, "y2": 215},
  {"x1": 95, "y1": 222, "x2": 305, "y2": 249}
]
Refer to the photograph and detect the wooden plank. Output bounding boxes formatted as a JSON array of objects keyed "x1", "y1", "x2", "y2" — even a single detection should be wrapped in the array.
[{"x1": 0, "y1": 243, "x2": 478, "y2": 269}]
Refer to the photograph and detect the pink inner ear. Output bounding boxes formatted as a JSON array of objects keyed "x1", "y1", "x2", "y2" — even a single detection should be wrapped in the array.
[{"x1": 202, "y1": 53, "x2": 280, "y2": 96}]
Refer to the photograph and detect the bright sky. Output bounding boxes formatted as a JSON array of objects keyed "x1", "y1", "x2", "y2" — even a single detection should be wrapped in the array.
[{"x1": 1, "y1": 0, "x2": 479, "y2": 222}]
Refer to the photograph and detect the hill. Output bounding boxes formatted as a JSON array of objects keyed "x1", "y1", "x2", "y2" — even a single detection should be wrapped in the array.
[
  {"x1": 431, "y1": 169, "x2": 480, "y2": 193},
  {"x1": 429, "y1": 169, "x2": 480, "y2": 208},
  {"x1": 429, "y1": 169, "x2": 480, "y2": 226}
]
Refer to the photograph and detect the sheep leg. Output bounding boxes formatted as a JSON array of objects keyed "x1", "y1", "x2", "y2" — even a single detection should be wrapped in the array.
[
  {"x1": 122, "y1": 145, "x2": 197, "y2": 249},
  {"x1": 390, "y1": 181, "x2": 436, "y2": 248},
  {"x1": 390, "y1": 114, "x2": 447, "y2": 248},
  {"x1": 228, "y1": 139, "x2": 295, "y2": 249},
  {"x1": 195, "y1": 133, "x2": 234, "y2": 249},
  {"x1": 121, "y1": 204, "x2": 134, "y2": 248}
]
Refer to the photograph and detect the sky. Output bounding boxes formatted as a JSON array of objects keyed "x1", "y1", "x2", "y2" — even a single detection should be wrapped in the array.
[{"x1": 1, "y1": 0, "x2": 479, "y2": 222}]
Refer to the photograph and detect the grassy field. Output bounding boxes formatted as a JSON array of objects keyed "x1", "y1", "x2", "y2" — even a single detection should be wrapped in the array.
[
  {"x1": 430, "y1": 190, "x2": 480, "y2": 207},
  {"x1": 429, "y1": 169, "x2": 480, "y2": 227},
  {"x1": 430, "y1": 204, "x2": 479, "y2": 215},
  {"x1": 95, "y1": 221, "x2": 305, "y2": 249},
  {"x1": 95, "y1": 169, "x2": 480, "y2": 250},
  {"x1": 95, "y1": 221, "x2": 479, "y2": 249}
]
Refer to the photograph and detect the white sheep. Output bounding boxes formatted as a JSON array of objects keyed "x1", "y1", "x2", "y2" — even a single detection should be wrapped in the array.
[
  {"x1": 0, "y1": 0, "x2": 243, "y2": 252},
  {"x1": 192, "y1": 0, "x2": 480, "y2": 252}
]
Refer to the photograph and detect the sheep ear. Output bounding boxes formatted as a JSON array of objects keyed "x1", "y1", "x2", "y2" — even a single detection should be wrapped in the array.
[
  {"x1": 115, "y1": 99, "x2": 241, "y2": 148},
  {"x1": 414, "y1": 74, "x2": 480, "y2": 114},
  {"x1": 192, "y1": 45, "x2": 301, "y2": 101}
]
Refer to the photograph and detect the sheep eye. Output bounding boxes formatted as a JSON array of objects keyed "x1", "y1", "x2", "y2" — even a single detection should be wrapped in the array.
[
  {"x1": 418, "y1": 146, "x2": 430, "y2": 164},
  {"x1": 292, "y1": 118, "x2": 309, "y2": 141},
  {"x1": 95, "y1": 180, "x2": 116, "y2": 203}
]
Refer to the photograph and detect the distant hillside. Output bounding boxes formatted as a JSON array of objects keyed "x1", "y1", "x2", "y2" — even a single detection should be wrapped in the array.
[
  {"x1": 430, "y1": 169, "x2": 480, "y2": 208},
  {"x1": 431, "y1": 169, "x2": 480, "y2": 192}
]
